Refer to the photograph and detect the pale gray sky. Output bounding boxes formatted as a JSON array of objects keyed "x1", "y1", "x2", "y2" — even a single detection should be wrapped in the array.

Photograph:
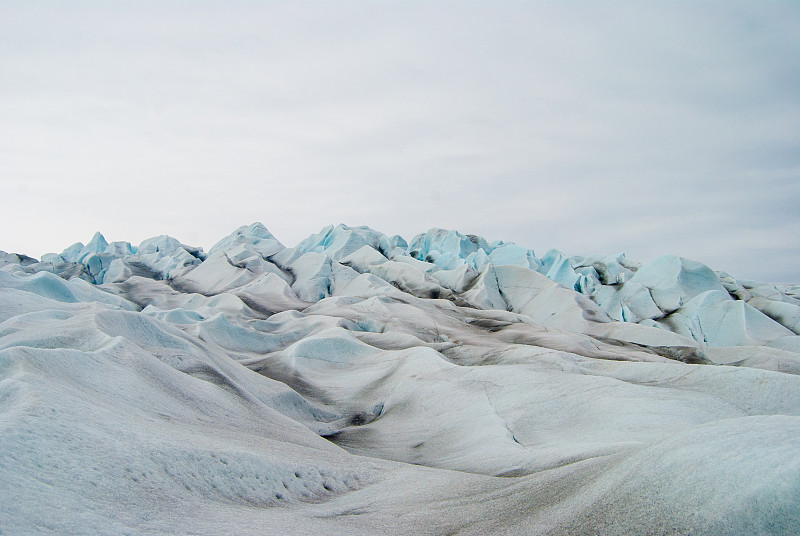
[{"x1": 1, "y1": 1, "x2": 798, "y2": 282}]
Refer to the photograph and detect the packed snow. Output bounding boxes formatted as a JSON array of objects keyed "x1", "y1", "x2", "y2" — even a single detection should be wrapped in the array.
[{"x1": 1, "y1": 223, "x2": 798, "y2": 535}]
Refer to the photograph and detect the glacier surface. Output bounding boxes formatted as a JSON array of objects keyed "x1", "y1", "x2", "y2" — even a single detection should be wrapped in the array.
[{"x1": 1, "y1": 223, "x2": 799, "y2": 535}]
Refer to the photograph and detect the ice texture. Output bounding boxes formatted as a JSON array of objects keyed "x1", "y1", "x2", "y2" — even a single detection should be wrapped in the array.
[{"x1": 1, "y1": 224, "x2": 798, "y2": 535}]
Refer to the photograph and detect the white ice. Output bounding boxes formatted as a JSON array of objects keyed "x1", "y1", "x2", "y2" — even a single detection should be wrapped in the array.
[{"x1": 1, "y1": 224, "x2": 798, "y2": 535}]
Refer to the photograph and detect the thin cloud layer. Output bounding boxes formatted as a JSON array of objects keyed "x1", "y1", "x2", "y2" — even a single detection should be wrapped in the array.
[{"x1": 1, "y1": 1, "x2": 798, "y2": 281}]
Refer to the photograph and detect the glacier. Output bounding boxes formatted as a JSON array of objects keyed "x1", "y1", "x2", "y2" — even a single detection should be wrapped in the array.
[{"x1": 1, "y1": 223, "x2": 798, "y2": 535}]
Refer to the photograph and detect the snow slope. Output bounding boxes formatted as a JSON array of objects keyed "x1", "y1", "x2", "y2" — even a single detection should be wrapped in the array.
[{"x1": 1, "y1": 223, "x2": 798, "y2": 535}]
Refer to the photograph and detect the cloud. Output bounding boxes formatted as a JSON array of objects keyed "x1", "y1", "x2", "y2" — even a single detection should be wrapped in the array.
[{"x1": 0, "y1": 1, "x2": 798, "y2": 282}]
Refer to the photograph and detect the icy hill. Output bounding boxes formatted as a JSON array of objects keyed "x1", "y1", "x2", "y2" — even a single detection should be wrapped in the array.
[{"x1": 1, "y1": 223, "x2": 799, "y2": 535}]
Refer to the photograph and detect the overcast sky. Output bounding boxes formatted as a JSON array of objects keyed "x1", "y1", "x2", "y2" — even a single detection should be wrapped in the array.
[{"x1": 1, "y1": 1, "x2": 798, "y2": 282}]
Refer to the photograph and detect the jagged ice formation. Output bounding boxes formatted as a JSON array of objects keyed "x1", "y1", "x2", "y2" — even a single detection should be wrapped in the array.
[{"x1": 1, "y1": 223, "x2": 799, "y2": 535}]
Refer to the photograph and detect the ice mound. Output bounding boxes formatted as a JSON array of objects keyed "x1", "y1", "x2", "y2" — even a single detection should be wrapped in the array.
[{"x1": 1, "y1": 223, "x2": 799, "y2": 535}]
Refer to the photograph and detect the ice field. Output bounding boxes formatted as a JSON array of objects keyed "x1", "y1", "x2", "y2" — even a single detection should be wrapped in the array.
[{"x1": 1, "y1": 223, "x2": 798, "y2": 534}]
